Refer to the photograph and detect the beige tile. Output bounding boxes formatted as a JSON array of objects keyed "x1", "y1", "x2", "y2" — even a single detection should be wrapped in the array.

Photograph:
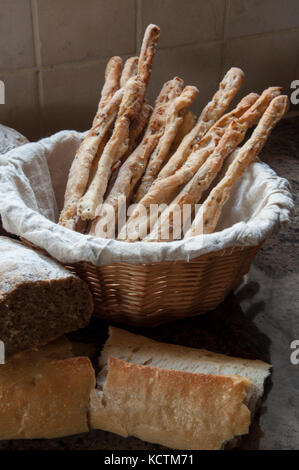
[
  {"x1": 36, "y1": 0, "x2": 136, "y2": 66},
  {"x1": 139, "y1": 0, "x2": 226, "y2": 48},
  {"x1": 146, "y1": 42, "x2": 223, "y2": 117},
  {"x1": 0, "y1": 0, "x2": 35, "y2": 71},
  {"x1": 226, "y1": 0, "x2": 299, "y2": 38},
  {"x1": 41, "y1": 59, "x2": 108, "y2": 135},
  {"x1": 0, "y1": 69, "x2": 40, "y2": 140},
  {"x1": 223, "y1": 30, "x2": 299, "y2": 100}
]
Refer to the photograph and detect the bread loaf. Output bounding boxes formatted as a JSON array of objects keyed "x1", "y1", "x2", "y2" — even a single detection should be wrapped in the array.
[
  {"x1": 90, "y1": 327, "x2": 271, "y2": 450},
  {"x1": 0, "y1": 337, "x2": 95, "y2": 439},
  {"x1": 0, "y1": 237, "x2": 93, "y2": 356}
]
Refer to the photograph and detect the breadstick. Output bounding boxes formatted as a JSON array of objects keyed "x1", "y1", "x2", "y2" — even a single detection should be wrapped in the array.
[
  {"x1": 77, "y1": 77, "x2": 145, "y2": 220},
  {"x1": 90, "y1": 78, "x2": 184, "y2": 236},
  {"x1": 123, "y1": 92, "x2": 259, "y2": 241},
  {"x1": 78, "y1": 25, "x2": 160, "y2": 222},
  {"x1": 146, "y1": 88, "x2": 281, "y2": 241},
  {"x1": 59, "y1": 88, "x2": 123, "y2": 229},
  {"x1": 127, "y1": 101, "x2": 153, "y2": 154},
  {"x1": 146, "y1": 121, "x2": 249, "y2": 241},
  {"x1": 120, "y1": 57, "x2": 138, "y2": 88},
  {"x1": 92, "y1": 56, "x2": 123, "y2": 126},
  {"x1": 104, "y1": 101, "x2": 153, "y2": 199},
  {"x1": 91, "y1": 57, "x2": 140, "y2": 197},
  {"x1": 59, "y1": 56, "x2": 133, "y2": 230},
  {"x1": 170, "y1": 111, "x2": 197, "y2": 154},
  {"x1": 186, "y1": 95, "x2": 289, "y2": 237},
  {"x1": 134, "y1": 85, "x2": 199, "y2": 202},
  {"x1": 158, "y1": 67, "x2": 244, "y2": 179},
  {"x1": 137, "y1": 24, "x2": 161, "y2": 86}
]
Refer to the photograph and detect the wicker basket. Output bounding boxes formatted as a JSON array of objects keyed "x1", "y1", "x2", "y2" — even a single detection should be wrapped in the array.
[
  {"x1": 21, "y1": 238, "x2": 260, "y2": 326},
  {"x1": 58, "y1": 243, "x2": 260, "y2": 327}
]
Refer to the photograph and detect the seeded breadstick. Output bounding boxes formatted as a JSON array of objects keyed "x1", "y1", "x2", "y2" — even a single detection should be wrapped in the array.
[
  {"x1": 59, "y1": 55, "x2": 125, "y2": 230},
  {"x1": 77, "y1": 77, "x2": 145, "y2": 220},
  {"x1": 146, "y1": 121, "x2": 250, "y2": 241},
  {"x1": 77, "y1": 25, "x2": 160, "y2": 222},
  {"x1": 138, "y1": 24, "x2": 161, "y2": 86},
  {"x1": 120, "y1": 57, "x2": 139, "y2": 88},
  {"x1": 90, "y1": 78, "x2": 184, "y2": 237},
  {"x1": 123, "y1": 92, "x2": 260, "y2": 241},
  {"x1": 90, "y1": 57, "x2": 140, "y2": 198},
  {"x1": 158, "y1": 67, "x2": 245, "y2": 180},
  {"x1": 149, "y1": 92, "x2": 260, "y2": 203},
  {"x1": 185, "y1": 95, "x2": 289, "y2": 237},
  {"x1": 134, "y1": 85, "x2": 199, "y2": 203},
  {"x1": 170, "y1": 111, "x2": 197, "y2": 154},
  {"x1": 127, "y1": 101, "x2": 153, "y2": 154},
  {"x1": 59, "y1": 89, "x2": 124, "y2": 230},
  {"x1": 92, "y1": 56, "x2": 123, "y2": 126},
  {"x1": 105, "y1": 101, "x2": 153, "y2": 199},
  {"x1": 60, "y1": 56, "x2": 134, "y2": 230}
]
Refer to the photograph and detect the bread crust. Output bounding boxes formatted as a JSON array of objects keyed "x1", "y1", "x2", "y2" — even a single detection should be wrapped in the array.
[
  {"x1": 90, "y1": 356, "x2": 251, "y2": 450},
  {"x1": 186, "y1": 94, "x2": 288, "y2": 236},
  {"x1": 0, "y1": 338, "x2": 95, "y2": 440}
]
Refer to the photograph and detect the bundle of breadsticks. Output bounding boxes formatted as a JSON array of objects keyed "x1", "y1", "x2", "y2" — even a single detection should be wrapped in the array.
[{"x1": 59, "y1": 23, "x2": 289, "y2": 242}]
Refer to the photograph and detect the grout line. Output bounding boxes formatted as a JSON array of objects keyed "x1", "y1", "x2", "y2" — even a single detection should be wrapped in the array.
[
  {"x1": 224, "y1": 25, "x2": 299, "y2": 41},
  {"x1": 30, "y1": 0, "x2": 42, "y2": 67},
  {"x1": 135, "y1": 0, "x2": 142, "y2": 53},
  {"x1": 30, "y1": 0, "x2": 44, "y2": 135},
  {"x1": 294, "y1": 43, "x2": 299, "y2": 79},
  {"x1": 0, "y1": 66, "x2": 38, "y2": 76},
  {"x1": 223, "y1": 0, "x2": 230, "y2": 40},
  {"x1": 219, "y1": 0, "x2": 230, "y2": 83}
]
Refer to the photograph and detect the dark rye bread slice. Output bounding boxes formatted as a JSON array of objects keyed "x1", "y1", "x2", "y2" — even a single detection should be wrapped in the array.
[{"x1": 0, "y1": 237, "x2": 93, "y2": 356}]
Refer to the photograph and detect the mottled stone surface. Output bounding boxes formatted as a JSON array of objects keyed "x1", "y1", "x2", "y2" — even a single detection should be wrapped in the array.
[{"x1": 0, "y1": 117, "x2": 298, "y2": 450}]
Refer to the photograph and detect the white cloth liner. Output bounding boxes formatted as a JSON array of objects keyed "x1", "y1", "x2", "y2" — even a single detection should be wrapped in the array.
[{"x1": 0, "y1": 130, "x2": 294, "y2": 266}]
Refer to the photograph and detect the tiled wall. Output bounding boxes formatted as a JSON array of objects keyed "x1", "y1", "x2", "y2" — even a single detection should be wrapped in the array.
[{"x1": 0, "y1": 0, "x2": 299, "y2": 140}]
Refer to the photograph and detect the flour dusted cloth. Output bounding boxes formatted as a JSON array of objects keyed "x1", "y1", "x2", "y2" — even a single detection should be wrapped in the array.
[{"x1": 0, "y1": 130, "x2": 294, "y2": 265}]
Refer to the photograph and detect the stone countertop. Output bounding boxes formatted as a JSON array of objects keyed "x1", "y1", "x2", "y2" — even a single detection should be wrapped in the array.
[{"x1": 0, "y1": 116, "x2": 298, "y2": 451}]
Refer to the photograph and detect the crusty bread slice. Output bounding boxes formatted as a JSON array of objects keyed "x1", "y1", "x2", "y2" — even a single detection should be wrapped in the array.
[
  {"x1": 0, "y1": 237, "x2": 93, "y2": 356},
  {"x1": 0, "y1": 337, "x2": 95, "y2": 440},
  {"x1": 90, "y1": 356, "x2": 252, "y2": 450},
  {"x1": 90, "y1": 327, "x2": 270, "y2": 450}
]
